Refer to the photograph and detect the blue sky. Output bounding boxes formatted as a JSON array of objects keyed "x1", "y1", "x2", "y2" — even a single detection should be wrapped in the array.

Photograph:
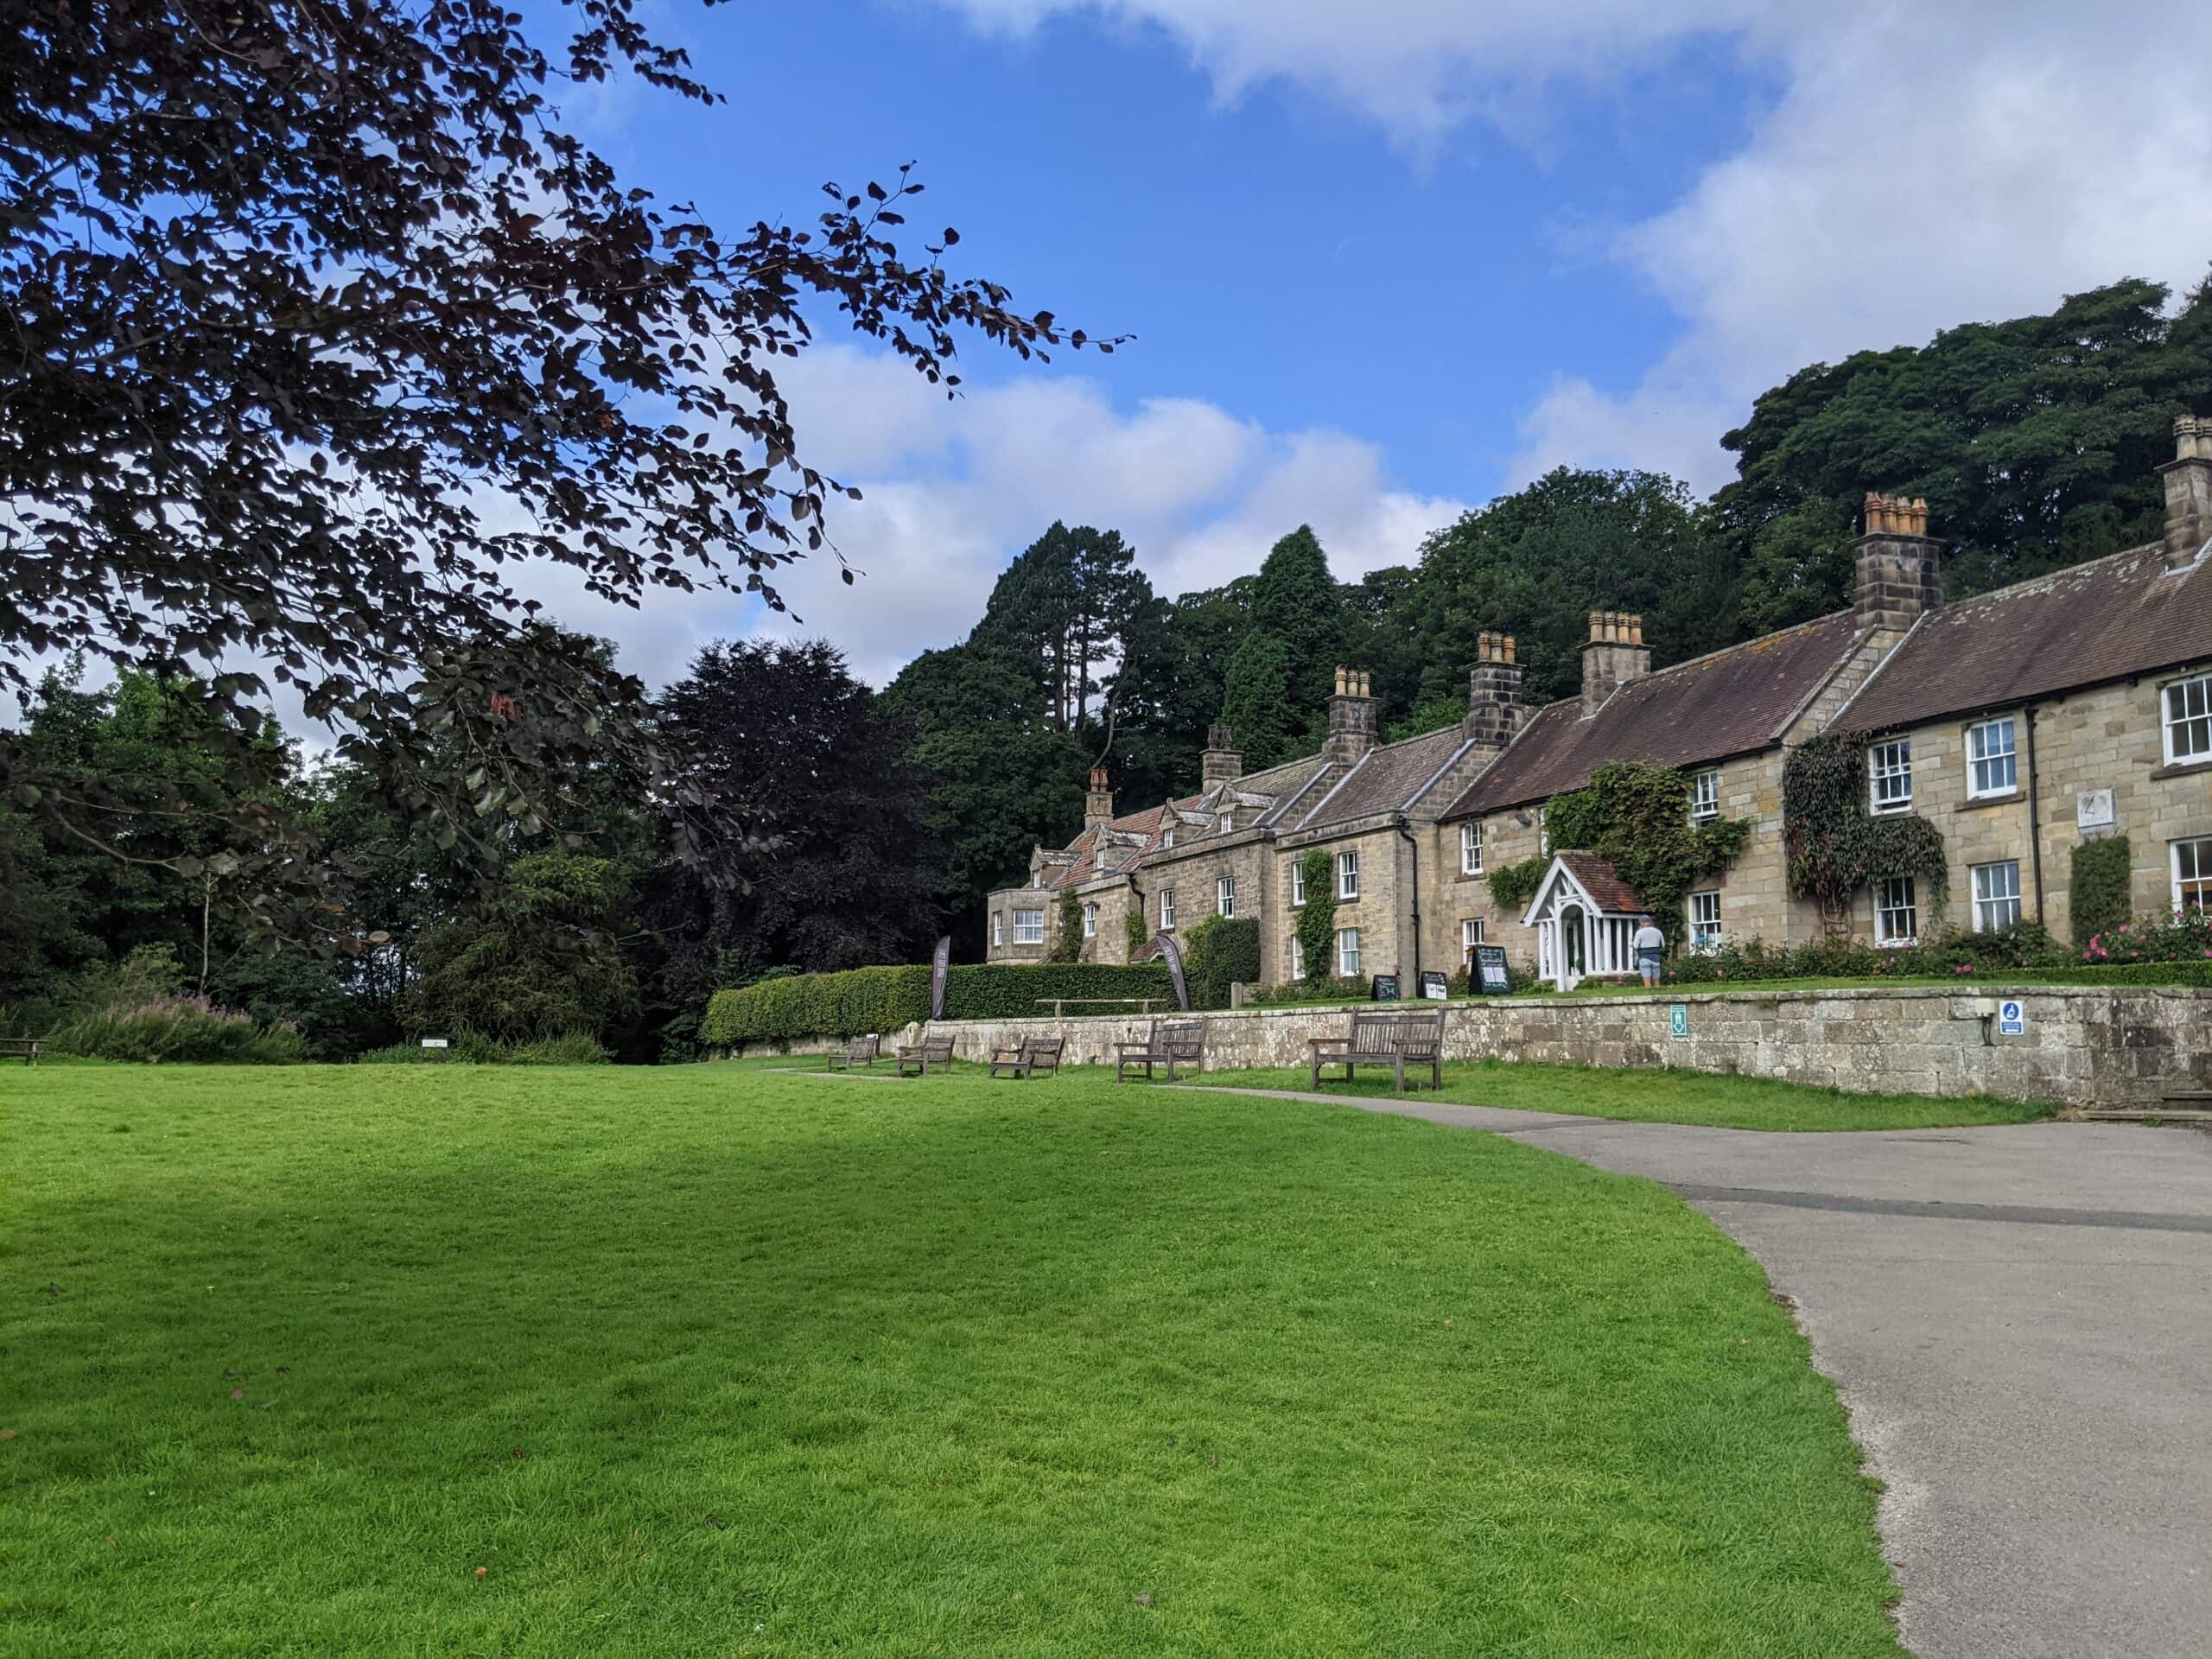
[{"x1": 516, "y1": 2, "x2": 2212, "y2": 688}]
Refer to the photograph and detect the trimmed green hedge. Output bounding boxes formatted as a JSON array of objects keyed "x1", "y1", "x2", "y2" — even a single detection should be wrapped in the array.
[{"x1": 701, "y1": 963, "x2": 1179, "y2": 1046}]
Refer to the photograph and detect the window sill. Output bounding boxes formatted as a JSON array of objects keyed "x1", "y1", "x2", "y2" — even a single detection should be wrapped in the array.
[
  {"x1": 2150, "y1": 758, "x2": 2212, "y2": 781},
  {"x1": 1869, "y1": 804, "x2": 1916, "y2": 817},
  {"x1": 1958, "y1": 790, "x2": 2023, "y2": 811},
  {"x1": 1875, "y1": 938, "x2": 1918, "y2": 950}
]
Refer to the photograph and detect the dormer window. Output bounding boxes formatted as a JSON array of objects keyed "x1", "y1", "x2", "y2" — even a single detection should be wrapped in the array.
[
  {"x1": 1217, "y1": 811, "x2": 1233, "y2": 832},
  {"x1": 1161, "y1": 826, "x2": 1174, "y2": 849}
]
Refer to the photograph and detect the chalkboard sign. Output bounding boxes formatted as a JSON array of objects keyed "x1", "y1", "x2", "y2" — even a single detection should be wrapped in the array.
[
  {"x1": 1472, "y1": 945, "x2": 1511, "y2": 995},
  {"x1": 1420, "y1": 969, "x2": 1450, "y2": 1001},
  {"x1": 1370, "y1": 974, "x2": 1402, "y2": 1001}
]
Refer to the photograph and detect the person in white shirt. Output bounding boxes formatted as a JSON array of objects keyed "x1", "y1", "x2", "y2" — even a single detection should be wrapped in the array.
[{"x1": 1632, "y1": 914, "x2": 1667, "y2": 986}]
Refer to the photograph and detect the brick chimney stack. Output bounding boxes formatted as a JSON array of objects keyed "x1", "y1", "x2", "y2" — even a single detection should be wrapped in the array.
[
  {"x1": 2161, "y1": 416, "x2": 2212, "y2": 571},
  {"x1": 1325, "y1": 666, "x2": 1378, "y2": 766},
  {"x1": 1580, "y1": 612, "x2": 1650, "y2": 715},
  {"x1": 1854, "y1": 491, "x2": 1942, "y2": 633},
  {"x1": 1085, "y1": 765, "x2": 1114, "y2": 830},
  {"x1": 1464, "y1": 631, "x2": 1525, "y2": 753},
  {"x1": 1200, "y1": 722, "x2": 1243, "y2": 790}
]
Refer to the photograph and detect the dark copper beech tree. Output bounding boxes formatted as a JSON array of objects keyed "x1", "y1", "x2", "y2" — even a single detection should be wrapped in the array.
[{"x1": 0, "y1": 0, "x2": 1114, "y2": 932}]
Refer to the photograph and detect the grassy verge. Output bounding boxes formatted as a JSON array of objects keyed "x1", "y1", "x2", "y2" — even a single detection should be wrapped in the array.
[
  {"x1": 1183, "y1": 1058, "x2": 2053, "y2": 1131},
  {"x1": 3, "y1": 1065, "x2": 1900, "y2": 1656}
]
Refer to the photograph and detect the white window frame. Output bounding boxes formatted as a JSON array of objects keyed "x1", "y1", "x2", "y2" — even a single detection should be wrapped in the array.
[
  {"x1": 2173, "y1": 838, "x2": 2212, "y2": 912},
  {"x1": 1290, "y1": 860, "x2": 1306, "y2": 907},
  {"x1": 1868, "y1": 738, "x2": 1913, "y2": 815},
  {"x1": 1966, "y1": 718, "x2": 2018, "y2": 799},
  {"x1": 1012, "y1": 907, "x2": 1046, "y2": 946},
  {"x1": 1873, "y1": 876, "x2": 1917, "y2": 946},
  {"x1": 1082, "y1": 901, "x2": 1098, "y2": 938},
  {"x1": 2164, "y1": 673, "x2": 2212, "y2": 766},
  {"x1": 991, "y1": 912, "x2": 1003, "y2": 949},
  {"x1": 1460, "y1": 820, "x2": 1484, "y2": 875},
  {"x1": 1337, "y1": 850, "x2": 1360, "y2": 901},
  {"x1": 1288, "y1": 936, "x2": 1305, "y2": 982},
  {"x1": 1970, "y1": 861, "x2": 2021, "y2": 932},
  {"x1": 1460, "y1": 918, "x2": 1484, "y2": 961},
  {"x1": 1538, "y1": 805, "x2": 1549, "y2": 855},
  {"x1": 1688, "y1": 890, "x2": 1722, "y2": 951},
  {"x1": 1217, "y1": 875, "x2": 1236, "y2": 918},
  {"x1": 1217, "y1": 811, "x2": 1234, "y2": 833},
  {"x1": 1159, "y1": 887, "x2": 1176, "y2": 931},
  {"x1": 1336, "y1": 927, "x2": 1361, "y2": 978},
  {"x1": 1689, "y1": 769, "x2": 1720, "y2": 823}
]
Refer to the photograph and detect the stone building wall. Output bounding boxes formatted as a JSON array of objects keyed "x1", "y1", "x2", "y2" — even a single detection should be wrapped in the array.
[
  {"x1": 1855, "y1": 664, "x2": 2212, "y2": 949},
  {"x1": 1272, "y1": 822, "x2": 1420, "y2": 984},
  {"x1": 826, "y1": 984, "x2": 2212, "y2": 1109},
  {"x1": 982, "y1": 885, "x2": 1056, "y2": 962},
  {"x1": 1134, "y1": 831, "x2": 1274, "y2": 974}
]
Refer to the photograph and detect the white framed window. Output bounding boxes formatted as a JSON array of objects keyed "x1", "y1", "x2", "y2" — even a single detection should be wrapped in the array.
[
  {"x1": 1082, "y1": 902, "x2": 1098, "y2": 938},
  {"x1": 1460, "y1": 918, "x2": 1484, "y2": 961},
  {"x1": 1970, "y1": 861, "x2": 2021, "y2": 931},
  {"x1": 1688, "y1": 890, "x2": 1723, "y2": 951},
  {"x1": 991, "y1": 912, "x2": 1003, "y2": 948},
  {"x1": 1336, "y1": 927, "x2": 1362, "y2": 978},
  {"x1": 1966, "y1": 718, "x2": 2017, "y2": 798},
  {"x1": 2164, "y1": 674, "x2": 2212, "y2": 765},
  {"x1": 1290, "y1": 860, "x2": 1306, "y2": 906},
  {"x1": 1874, "y1": 876, "x2": 1917, "y2": 945},
  {"x1": 1217, "y1": 875, "x2": 1236, "y2": 918},
  {"x1": 1288, "y1": 936, "x2": 1305, "y2": 981},
  {"x1": 1217, "y1": 811, "x2": 1234, "y2": 833},
  {"x1": 2173, "y1": 838, "x2": 2212, "y2": 911},
  {"x1": 1460, "y1": 820, "x2": 1484, "y2": 875},
  {"x1": 1538, "y1": 806, "x2": 1549, "y2": 855},
  {"x1": 1161, "y1": 826, "x2": 1174, "y2": 849},
  {"x1": 1337, "y1": 850, "x2": 1360, "y2": 900},
  {"x1": 1013, "y1": 908, "x2": 1045, "y2": 945},
  {"x1": 1689, "y1": 769, "x2": 1720, "y2": 823},
  {"x1": 1159, "y1": 887, "x2": 1176, "y2": 931},
  {"x1": 1868, "y1": 738, "x2": 1913, "y2": 814}
]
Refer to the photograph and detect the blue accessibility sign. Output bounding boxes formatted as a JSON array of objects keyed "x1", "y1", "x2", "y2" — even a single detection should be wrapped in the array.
[{"x1": 1998, "y1": 998, "x2": 2025, "y2": 1037}]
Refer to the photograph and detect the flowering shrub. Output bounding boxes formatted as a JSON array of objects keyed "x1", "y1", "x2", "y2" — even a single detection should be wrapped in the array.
[
  {"x1": 1666, "y1": 923, "x2": 2065, "y2": 984},
  {"x1": 2080, "y1": 907, "x2": 2212, "y2": 964}
]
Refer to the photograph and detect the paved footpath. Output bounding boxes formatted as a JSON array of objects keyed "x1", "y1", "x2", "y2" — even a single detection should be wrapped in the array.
[{"x1": 1216, "y1": 1088, "x2": 2212, "y2": 1659}]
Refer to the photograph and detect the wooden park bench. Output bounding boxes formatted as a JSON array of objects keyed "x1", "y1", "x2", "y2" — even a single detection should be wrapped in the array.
[
  {"x1": 895, "y1": 1033, "x2": 956, "y2": 1077},
  {"x1": 1116, "y1": 1017, "x2": 1208, "y2": 1083},
  {"x1": 1307, "y1": 1008, "x2": 1445, "y2": 1095},
  {"x1": 988, "y1": 1034, "x2": 1065, "y2": 1080},
  {"x1": 824, "y1": 1034, "x2": 880, "y2": 1072},
  {"x1": 0, "y1": 1037, "x2": 39, "y2": 1067}
]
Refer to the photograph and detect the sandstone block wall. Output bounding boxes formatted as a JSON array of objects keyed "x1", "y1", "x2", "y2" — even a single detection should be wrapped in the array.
[{"x1": 780, "y1": 985, "x2": 2212, "y2": 1109}]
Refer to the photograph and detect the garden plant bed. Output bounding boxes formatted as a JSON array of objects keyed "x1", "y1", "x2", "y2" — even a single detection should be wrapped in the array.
[{"x1": 5, "y1": 1063, "x2": 1902, "y2": 1656}]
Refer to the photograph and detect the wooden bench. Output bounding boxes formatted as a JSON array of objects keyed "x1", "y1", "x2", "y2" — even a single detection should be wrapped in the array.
[
  {"x1": 0, "y1": 1037, "x2": 39, "y2": 1067},
  {"x1": 824, "y1": 1035, "x2": 880, "y2": 1071},
  {"x1": 1116, "y1": 1017, "x2": 1208, "y2": 1083},
  {"x1": 896, "y1": 1033, "x2": 956, "y2": 1077},
  {"x1": 1307, "y1": 1009, "x2": 1445, "y2": 1094},
  {"x1": 989, "y1": 1034, "x2": 1065, "y2": 1080}
]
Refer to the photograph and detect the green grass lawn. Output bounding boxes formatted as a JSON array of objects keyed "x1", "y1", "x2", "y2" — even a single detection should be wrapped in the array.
[
  {"x1": 1184, "y1": 1058, "x2": 2051, "y2": 1131},
  {"x1": 3, "y1": 1064, "x2": 1902, "y2": 1656}
]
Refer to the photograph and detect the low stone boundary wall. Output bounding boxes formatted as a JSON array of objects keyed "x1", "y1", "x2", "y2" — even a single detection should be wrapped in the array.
[{"x1": 748, "y1": 985, "x2": 2212, "y2": 1109}]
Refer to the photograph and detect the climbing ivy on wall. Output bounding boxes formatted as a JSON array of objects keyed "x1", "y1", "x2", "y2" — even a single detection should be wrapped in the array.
[
  {"x1": 1294, "y1": 849, "x2": 1338, "y2": 988},
  {"x1": 1124, "y1": 905, "x2": 1150, "y2": 958},
  {"x1": 1486, "y1": 855, "x2": 1548, "y2": 913},
  {"x1": 1050, "y1": 887, "x2": 1084, "y2": 963},
  {"x1": 1782, "y1": 732, "x2": 1949, "y2": 924},
  {"x1": 2069, "y1": 834, "x2": 2133, "y2": 948},
  {"x1": 1537, "y1": 762, "x2": 1752, "y2": 937}
]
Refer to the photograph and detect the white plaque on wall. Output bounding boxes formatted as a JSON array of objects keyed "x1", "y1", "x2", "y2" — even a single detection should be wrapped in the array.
[{"x1": 2076, "y1": 789, "x2": 2115, "y2": 830}]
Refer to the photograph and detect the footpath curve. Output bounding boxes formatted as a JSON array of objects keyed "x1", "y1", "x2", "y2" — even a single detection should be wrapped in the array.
[{"x1": 1208, "y1": 1087, "x2": 2212, "y2": 1659}]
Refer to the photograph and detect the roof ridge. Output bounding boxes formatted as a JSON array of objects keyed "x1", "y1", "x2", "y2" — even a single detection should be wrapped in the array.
[{"x1": 1924, "y1": 539, "x2": 2166, "y2": 613}]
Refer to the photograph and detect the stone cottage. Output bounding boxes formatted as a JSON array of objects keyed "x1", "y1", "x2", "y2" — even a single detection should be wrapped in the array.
[{"x1": 987, "y1": 418, "x2": 2212, "y2": 988}]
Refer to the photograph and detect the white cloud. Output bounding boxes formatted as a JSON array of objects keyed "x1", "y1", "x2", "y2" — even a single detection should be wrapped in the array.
[
  {"x1": 741, "y1": 346, "x2": 1465, "y2": 685},
  {"x1": 934, "y1": 2, "x2": 2212, "y2": 493}
]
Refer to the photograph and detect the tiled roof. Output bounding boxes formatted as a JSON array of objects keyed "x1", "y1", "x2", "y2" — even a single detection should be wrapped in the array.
[
  {"x1": 1294, "y1": 726, "x2": 1472, "y2": 831},
  {"x1": 1842, "y1": 542, "x2": 2212, "y2": 732},
  {"x1": 1556, "y1": 852, "x2": 1645, "y2": 916},
  {"x1": 1442, "y1": 612, "x2": 1862, "y2": 818}
]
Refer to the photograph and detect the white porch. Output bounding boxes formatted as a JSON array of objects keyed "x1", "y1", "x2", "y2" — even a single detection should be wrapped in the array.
[{"x1": 1520, "y1": 854, "x2": 1645, "y2": 992}]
